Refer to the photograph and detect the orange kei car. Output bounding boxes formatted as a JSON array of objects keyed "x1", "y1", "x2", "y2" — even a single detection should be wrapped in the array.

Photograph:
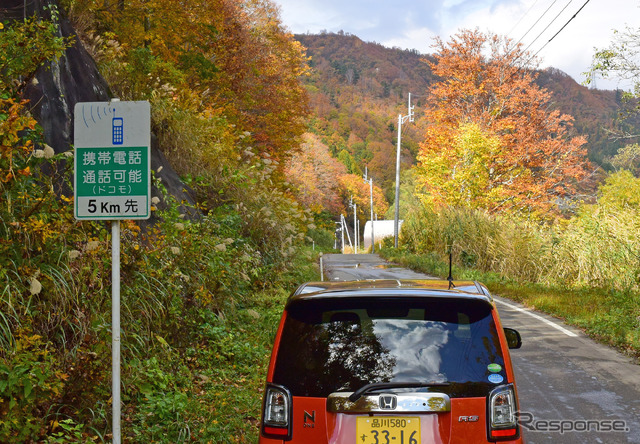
[{"x1": 259, "y1": 280, "x2": 524, "y2": 444}]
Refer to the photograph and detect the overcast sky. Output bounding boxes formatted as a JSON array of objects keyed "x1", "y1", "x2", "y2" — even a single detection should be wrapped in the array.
[{"x1": 273, "y1": 0, "x2": 640, "y2": 90}]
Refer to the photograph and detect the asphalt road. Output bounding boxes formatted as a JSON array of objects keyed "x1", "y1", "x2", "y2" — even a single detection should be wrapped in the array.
[{"x1": 321, "y1": 253, "x2": 640, "y2": 443}]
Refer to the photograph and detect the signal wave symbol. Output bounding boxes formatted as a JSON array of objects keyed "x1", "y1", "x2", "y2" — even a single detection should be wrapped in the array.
[
  {"x1": 80, "y1": 103, "x2": 116, "y2": 128},
  {"x1": 80, "y1": 103, "x2": 123, "y2": 145}
]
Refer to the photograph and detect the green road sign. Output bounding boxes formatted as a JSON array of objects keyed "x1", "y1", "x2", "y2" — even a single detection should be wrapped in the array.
[{"x1": 74, "y1": 101, "x2": 150, "y2": 220}]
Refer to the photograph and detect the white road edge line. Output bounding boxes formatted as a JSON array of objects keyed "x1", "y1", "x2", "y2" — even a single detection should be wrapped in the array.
[{"x1": 495, "y1": 298, "x2": 579, "y2": 337}]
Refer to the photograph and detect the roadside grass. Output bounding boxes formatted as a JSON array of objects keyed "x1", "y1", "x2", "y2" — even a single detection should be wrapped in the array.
[
  {"x1": 2, "y1": 80, "x2": 326, "y2": 441},
  {"x1": 116, "y1": 249, "x2": 320, "y2": 444},
  {"x1": 0, "y1": 149, "x2": 324, "y2": 443},
  {"x1": 175, "y1": 289, "x2": 290, "y2": 443},
  {"x1": 380, "y1": 247, "x2": 640, "y2": 362}
]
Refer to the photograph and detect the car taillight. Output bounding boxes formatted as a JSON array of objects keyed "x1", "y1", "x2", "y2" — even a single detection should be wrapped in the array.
[
  {"x1": 487, "y1": 384, "x2": 520, "y2": 441},
  {"x1": 261, "y1": 384, "x2": 292, "y2": 440}
]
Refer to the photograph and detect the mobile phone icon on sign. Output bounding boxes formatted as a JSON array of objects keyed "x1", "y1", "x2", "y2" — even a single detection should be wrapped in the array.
[{"x1": 112, "y1": 117, "x2": 123, "y2": 145}]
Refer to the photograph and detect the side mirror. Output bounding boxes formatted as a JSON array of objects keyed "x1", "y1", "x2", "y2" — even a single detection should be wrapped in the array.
[{"x1": 504, "y1": 328, "x2": 522, "y2": 349}]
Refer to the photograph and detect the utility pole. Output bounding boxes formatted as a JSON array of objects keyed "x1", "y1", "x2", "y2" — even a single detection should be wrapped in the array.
[
  {"x1": 341, "y1": 214, "x2": 353, "y2": 251},
  {"x1": 363, "y1": 167, "x2": 375, "y2": 253},
  {"x1": 394, "y1": 93, "x2": 414, "y2": 248},
  {"x1": 350, "y1": 196, "x2": 358, "y2": 254}
]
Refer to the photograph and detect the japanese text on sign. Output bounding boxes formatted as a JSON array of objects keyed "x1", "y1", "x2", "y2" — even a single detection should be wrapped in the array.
[
  {"x1": 75, "y1": 146, "x2": 149, "y2": 219},
  {"x1": 79, "y1": 148, "x2": 144, "y2": 195}
]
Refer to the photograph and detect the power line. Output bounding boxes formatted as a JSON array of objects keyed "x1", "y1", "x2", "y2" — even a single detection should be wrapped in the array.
[
  {"x1": 505, "y1": 0, "x2": 592, "y2": 76},
  {"x1": 507, "y1": 0, "x2": 541, "y2": 38},
  {"x1": 515, "y1": 0, "x2": 559, "y2": 47},
  {"x1": 521, "y1": 0, "x2": 575, "y2": 55},
  {"x1": 527, "y1": 0, "x2": 592, "y2": 63}
]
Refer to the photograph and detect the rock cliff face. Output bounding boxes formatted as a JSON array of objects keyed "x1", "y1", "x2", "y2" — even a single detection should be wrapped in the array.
[{"x1": 9, "y1": 0, "x2": 197, "y2": 218}]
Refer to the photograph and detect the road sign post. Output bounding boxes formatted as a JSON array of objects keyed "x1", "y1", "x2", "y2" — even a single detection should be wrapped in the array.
[{"x1": 74, "y1": 100, "x2": 150, "y2": 444}]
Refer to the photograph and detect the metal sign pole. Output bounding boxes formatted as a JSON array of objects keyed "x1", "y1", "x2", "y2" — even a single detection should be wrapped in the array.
[
  {"x1": 112, "y1": 220, "x2": 121, "y2": 444},
  {"x1": 74, "y1": 100, "x2": 150, "y2": 443}
]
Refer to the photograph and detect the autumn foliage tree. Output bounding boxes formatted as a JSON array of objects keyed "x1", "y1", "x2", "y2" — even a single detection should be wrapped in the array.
[
  {"x1": 417, "y1": 29, "x2": 591, "y2": 217},
  {"x1": 286, "y1": 132, "x2": 391, "y2": 225},
  {"x1": 72, "y1": 0, "x2": 309, "y2": 167},
  {"x1": 339, "y1": 173, "x2": 389, "y2": 222},
  {"x1": 286, "y1": 133, "x2": 347, "y2": 216}
]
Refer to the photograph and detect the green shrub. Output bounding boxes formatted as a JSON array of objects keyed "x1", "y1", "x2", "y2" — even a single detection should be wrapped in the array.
[
  {"x1": 307, "y1": 227, "x2": 337, "y2": 250},
  {"x1": 0, "y1": 332, "x2": 66, "y2": 442}
]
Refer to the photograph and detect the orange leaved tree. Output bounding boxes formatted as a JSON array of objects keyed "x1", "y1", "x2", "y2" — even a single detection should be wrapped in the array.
[
  {"x1": 417, "y1": 29, "x2": 590, "y2": 217},
  {"x1": 76, "y1": 0, "x2": 309, "y2": 167},
  {"x1": 339, "y1": 173, "x2": 389, "y2": 222},
  {"x1": 286, "y1": 133, "x2": 347, "y2": 216}
]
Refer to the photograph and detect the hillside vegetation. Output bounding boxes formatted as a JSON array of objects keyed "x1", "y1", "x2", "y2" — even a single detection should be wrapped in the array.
[
  {"x1": 374, "y1": 31, "x2": 639, "y2": 359},
  {"x1": 295, "y1": 32, "x2": 639, "y2": 195},
  {"x1": 1, "y1": 1, "x2": 325, "y2": 442}
]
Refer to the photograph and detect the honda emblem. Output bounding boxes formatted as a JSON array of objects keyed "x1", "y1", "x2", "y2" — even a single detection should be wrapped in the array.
[{"x1": 379, "y1": 395, "x2": 397, "y2": 410}]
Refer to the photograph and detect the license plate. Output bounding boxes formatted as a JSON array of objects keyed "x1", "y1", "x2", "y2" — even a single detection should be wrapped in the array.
[{"x1": 356, "y1": 416, "x2": 420, "y2": 444}]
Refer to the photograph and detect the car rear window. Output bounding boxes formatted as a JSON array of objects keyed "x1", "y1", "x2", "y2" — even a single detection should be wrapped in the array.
[{"x1": 272, "y1": 296, "x2": 506, "y2": 398}]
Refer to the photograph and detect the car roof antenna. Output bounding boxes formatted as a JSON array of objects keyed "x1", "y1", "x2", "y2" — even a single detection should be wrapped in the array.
[{"x1": 447, "y1": 251, "x2": 455, "y2": 290}]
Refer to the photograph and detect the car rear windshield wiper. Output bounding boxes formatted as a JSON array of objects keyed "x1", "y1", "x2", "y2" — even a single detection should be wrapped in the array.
[{"x1": 348, "y1": 381, "x2": 450, "y2": 402}]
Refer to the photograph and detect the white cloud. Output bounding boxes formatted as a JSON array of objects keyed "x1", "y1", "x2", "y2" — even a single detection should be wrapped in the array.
[{"x1": 382, "y1": 27, "x2": 438, "y2": 53}]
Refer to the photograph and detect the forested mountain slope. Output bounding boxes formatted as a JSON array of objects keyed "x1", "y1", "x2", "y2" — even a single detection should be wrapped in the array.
[{"x1": 296, "y1": 32, "x2": 638, "y2": 188}]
